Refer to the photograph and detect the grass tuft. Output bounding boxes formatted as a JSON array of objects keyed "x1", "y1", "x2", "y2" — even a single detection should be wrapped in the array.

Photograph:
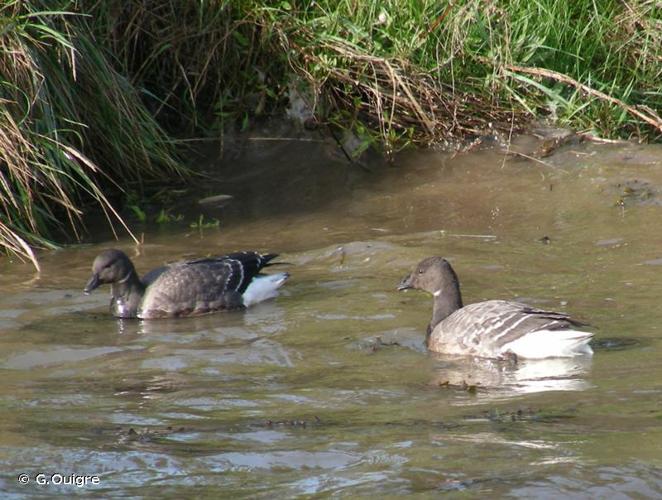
[{"x1": 0, "y1": 1, "x2": 185, "y2": 267}]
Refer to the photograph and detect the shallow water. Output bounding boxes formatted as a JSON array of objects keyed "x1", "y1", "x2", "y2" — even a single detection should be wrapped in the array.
[{"x1": 1, "y1": 134, "x2": 661, "y2": 497}]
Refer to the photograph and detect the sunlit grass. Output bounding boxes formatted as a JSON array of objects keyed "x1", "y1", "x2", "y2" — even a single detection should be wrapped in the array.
[
  {"x1": 98, "y1": 1, "x2": 659, "y2": 145},
  {"x1": 1, "y1": 1, "x2": 660, "y2": 266}
]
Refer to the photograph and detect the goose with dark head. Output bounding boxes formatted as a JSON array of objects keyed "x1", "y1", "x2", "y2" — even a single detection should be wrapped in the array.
[
  {"x1": 84, "y1": 249, "x2": 288, "y2": 319},
  {"x1": 398, "y1": 256, "x2": 593, "y2": 359}
]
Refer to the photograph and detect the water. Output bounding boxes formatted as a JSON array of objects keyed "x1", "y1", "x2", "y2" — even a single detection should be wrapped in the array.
[{"x1": 1, "y1": 134, "x2": 661, "y2": 497}]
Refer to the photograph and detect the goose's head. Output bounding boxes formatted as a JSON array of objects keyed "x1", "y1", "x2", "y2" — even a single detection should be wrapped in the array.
[
  {"x1": 84, "y1": 249, "x2": 135, "y2": 294},
  {"x1": 398, "y1": 256, "x2": 459, "y2": 296}
]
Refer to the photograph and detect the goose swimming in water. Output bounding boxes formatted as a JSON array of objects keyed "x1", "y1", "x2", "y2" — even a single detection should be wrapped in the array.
[
  {"x1": 398, "y1": 256, "x2": 593, "y2": 359},
  {"x1": 84, "y1": 249, "x2": 289, "y2": 319}
]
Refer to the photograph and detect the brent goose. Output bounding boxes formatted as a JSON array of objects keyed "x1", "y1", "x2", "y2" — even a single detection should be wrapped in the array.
[
  {"x1": 84, "y1": 249, "x2": 289, "y2": 319},
  {"x1": 398, "y1": 257, "x2": 593, "y2": 359}
]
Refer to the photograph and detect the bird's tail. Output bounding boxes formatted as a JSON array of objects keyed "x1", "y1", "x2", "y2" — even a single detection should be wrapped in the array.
[{"x1": 242, "y1": 272, "x2": 289, "y2": 307}]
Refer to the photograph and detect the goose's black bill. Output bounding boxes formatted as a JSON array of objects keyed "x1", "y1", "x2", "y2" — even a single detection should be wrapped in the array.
[
  {"x1": 84, "y1": 273, "x2": 101, "y2": 294},
  {"x1": 397, "y1": 273, "x2": 414, "y2": 291}
]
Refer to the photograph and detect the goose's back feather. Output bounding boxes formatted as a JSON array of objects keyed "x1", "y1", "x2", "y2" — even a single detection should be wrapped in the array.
[
  {"x1": 138, "y1": 252, "x2": 278, "y2": 318},
  {"x1": 429, "y1": 300, "x2": 592, "y2": 358}
]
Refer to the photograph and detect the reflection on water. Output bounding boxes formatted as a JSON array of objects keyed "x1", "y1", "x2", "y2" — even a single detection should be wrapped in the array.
[
  {"x1": 429, "y1": 355, "x2": 593, "y2": 398},
  {"x1": 1, "y1": 135, "x2": 661, "y2": 496}
]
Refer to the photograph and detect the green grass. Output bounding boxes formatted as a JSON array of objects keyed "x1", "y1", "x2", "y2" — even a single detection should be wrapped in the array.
[
  {"x1": 1, "y1": 1, "x2": 660, "y2": 267},
  {"x1": 96, "y1": 1, "x2": 659, "y2": 146}
]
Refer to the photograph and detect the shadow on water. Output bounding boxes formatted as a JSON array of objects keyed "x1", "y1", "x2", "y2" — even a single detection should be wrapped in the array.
[
  {"x1": 592, "y1": 336, "x2": 644, "y2": 351},
  {"x1": 1, "y1": 132, "x2": 661, "y2": 496}
]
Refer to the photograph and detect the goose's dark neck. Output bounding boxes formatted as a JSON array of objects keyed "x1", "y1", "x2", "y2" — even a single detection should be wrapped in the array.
[
  {"x1": 110, "y1": 269, "x2": 145, "y2": 317},
  {"x1": 426, "y1": 281, "x2": 463, "y2": 344}
]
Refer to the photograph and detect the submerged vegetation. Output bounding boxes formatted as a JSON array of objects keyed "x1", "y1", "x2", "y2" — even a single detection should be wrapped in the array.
[{"x1": 1, "y1": 1, "x2": 661, "y2": 266}]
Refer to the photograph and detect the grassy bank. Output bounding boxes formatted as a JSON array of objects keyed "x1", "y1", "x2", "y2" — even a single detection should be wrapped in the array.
[
  {"x1": 95, "y1": 0, "x2": 660, "y2": 146},
  {"x1": 1, "y1": 1, "x2": 661, "y2": 266}
]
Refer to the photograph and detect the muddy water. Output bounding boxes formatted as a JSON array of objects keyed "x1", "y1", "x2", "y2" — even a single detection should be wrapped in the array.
[{"x1": 1, "y1": 135, "x2": 661, "y2": 497}]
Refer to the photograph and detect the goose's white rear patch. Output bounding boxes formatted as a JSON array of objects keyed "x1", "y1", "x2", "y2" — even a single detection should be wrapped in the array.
[
  {"x1": 242, "y1": 273, "x2": 289, "y2": 307},
  {"x1": 501, "y1": 329, "x2": 594, "y2": 359}
]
